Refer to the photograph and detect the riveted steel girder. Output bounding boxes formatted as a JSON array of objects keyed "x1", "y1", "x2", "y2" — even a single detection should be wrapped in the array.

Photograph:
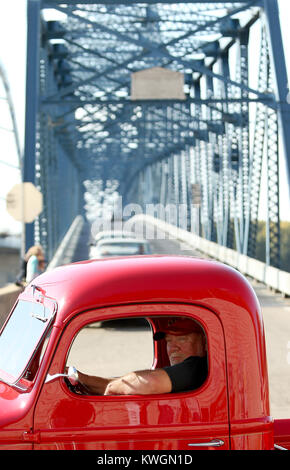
[{"x1": 23, "y1": 0, "x2": 289, "y2": 267}]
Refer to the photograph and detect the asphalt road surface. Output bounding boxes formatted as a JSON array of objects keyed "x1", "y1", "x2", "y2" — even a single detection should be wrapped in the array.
[{"x1": 71, "y1": 227, "x2": 290, "y2": 419}]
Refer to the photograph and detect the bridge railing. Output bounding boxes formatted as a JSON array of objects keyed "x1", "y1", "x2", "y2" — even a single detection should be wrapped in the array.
[
  {"x1": 46, "y1": 215, "x2": 84, "y2": 271},
  {"x1": 131, "y1": 214, "x2": 290, "y2": 298}
]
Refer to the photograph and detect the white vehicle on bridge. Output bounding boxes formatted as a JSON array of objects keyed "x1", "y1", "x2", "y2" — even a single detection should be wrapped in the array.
[
  {"x1": 93, "y1": 230, "x2": 136, "y2": 244},
  {"x1": 89, "y1": 237, "x2": 152, "y2": 259}
]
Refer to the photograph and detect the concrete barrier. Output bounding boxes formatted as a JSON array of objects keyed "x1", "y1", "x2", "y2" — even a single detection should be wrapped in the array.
[
  {"x1": 132, "y1": 214, "x2": 290, "y2": 297},
  {"x1": 0, "y1": 284, "x2": 23, "y2": 328}
]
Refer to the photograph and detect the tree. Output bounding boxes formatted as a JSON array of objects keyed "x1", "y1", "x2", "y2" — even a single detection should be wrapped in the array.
[{"x1": 255, "y1": 221, "x2": 290, "y2": 272}]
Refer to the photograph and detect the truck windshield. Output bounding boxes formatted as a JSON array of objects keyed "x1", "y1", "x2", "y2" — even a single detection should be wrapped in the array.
[{"x1": 0, "y1": 299, "x2": 55, "y2": 385}]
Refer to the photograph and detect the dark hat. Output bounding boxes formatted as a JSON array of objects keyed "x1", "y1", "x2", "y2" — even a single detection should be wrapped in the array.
[{"x1": 153, "y1": 317, "x2": 203, "y2": 341}]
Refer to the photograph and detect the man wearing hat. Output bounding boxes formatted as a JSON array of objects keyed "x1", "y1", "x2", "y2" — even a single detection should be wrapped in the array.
[{"x1": 75, "y1": 317, "x2": 207, "y2": 395}]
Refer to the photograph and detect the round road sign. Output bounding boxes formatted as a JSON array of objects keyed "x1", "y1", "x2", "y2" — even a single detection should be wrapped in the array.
[{"x1": 6, "y1": 182, "x2": 43, "y2": 223}]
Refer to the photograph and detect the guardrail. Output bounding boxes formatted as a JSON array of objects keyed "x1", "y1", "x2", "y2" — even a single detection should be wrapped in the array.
[
  {"x1": 46, "y1": 215, "x2": 84, "y2": 270},
  {"x1": 0, "y1": 284, "x2": 23, "y2": 328},
  {"x1": 132, "y1": 214, "x2": 290, "y2": 298}
]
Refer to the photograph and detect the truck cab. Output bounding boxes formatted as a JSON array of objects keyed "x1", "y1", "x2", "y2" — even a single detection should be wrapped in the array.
[{"x1": 0, "y1": 256, "x2": 289, "y2": 450}]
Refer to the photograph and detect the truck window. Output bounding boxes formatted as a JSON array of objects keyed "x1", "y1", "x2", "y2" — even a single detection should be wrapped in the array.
[
  {"x1": 67, "y1": 318, "x2": 154, "y2": 378},
  {"x1": 0, "y1": 299, "x2": 55, "y2": 387},
  {"x1": 65, "y1": 315, "x2": 208, "y2": 395}
]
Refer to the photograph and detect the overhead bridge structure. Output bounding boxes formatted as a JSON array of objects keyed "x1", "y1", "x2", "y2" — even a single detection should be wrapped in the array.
[{"x1": 24, "y1": 0, "x2": 290, "y2": 269}]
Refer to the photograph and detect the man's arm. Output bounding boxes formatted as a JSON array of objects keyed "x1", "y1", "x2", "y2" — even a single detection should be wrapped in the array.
[
  {"x1": 77, "y1": 370, "x2": 111, "y2": 395},
  {"x1": 104, "y1": 368, "x2": 172, "y2": 395},
  {"x1": 77, "y1": 368, "x2": 172, "y2": 395}
]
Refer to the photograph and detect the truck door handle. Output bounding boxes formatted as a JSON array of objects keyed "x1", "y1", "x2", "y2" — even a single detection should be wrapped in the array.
[{"x1": 188, "y1": 438, "x2": 225, "y2": 448}]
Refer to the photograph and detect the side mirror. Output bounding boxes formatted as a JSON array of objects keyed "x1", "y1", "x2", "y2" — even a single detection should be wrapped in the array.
[{"x1": 45, "y1": 365, "x2": 79, "y2": 385}]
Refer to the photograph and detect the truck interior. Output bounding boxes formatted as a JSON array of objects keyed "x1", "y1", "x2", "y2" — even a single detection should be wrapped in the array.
[{"x1": 65, "y1": 314, "x2": 208, "y2": 395}]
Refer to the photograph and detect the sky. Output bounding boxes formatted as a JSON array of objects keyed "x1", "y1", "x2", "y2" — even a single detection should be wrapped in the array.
[{"x1": 0, "y1": 0, "x2": 289, "y2": 235}]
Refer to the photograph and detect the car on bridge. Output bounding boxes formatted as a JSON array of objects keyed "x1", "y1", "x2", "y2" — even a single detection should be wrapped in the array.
[
  {"x1": 89, "y1": 237, "x2": 152, "y2": 259},
  {"x1": 0, "y1": 256, "x2": 289, "y2": 450},
  {"x1": 92, "y1": 229, "x2": 136, "y2": 244}
]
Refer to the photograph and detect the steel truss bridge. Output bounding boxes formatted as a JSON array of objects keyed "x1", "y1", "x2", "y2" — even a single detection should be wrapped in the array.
[{"x1": 23, "y1": 0, "x2": 290, "y2": 267}]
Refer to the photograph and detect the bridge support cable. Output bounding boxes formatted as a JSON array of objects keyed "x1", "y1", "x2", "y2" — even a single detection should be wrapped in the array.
[
  {"x1": 24, "y1": 0, "x2": 85, "y2": 256},
  {"x1": 245, "y1": 25, "x2": 280, "y2": 268},
  {"x1": 23, "y1": 0, "x2": 41, "y2": 250},
  {"x1": 245, "y1": 26, "x2": 268, "y2": 261},
  {"x1": 266, "y1": 101, "x2": 280, "y2": 268},
  {"x1": 0, "y1": 62, "x2": 22, "y2": 172},
  {"x1": 263, "y1": 0, "x2": 290, "y2": 197}
]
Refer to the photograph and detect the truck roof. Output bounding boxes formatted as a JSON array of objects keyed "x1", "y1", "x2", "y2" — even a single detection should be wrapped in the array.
[{"x1": 20, "y1": 255, "x2": 261, "y2": 327}]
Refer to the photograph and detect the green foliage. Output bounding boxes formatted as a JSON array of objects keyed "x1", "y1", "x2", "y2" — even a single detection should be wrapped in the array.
[
  {"x1": 281, "y1": 222, "x2": 290, "y2": 272},
  {"x1": 255, "y1": 221, "x2": 266, "y2": 263},
  {"x1": 255, "y1": 221, "x2": 290, "y2": 272}
]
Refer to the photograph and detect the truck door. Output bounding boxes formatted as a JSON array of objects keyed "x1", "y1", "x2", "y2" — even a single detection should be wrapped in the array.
[{"x1": 33, "y1": 303, "x2": 230, "y2": 449}]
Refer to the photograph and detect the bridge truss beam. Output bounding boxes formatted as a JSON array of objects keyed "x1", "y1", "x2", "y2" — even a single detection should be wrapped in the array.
[{"x1": 24, "y1": 0, "x2": 290, "y2": 267}]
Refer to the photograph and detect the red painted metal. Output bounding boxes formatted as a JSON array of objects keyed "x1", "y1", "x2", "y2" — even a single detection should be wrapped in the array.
[
  {"x1": 274, "y1": 419, "x2": 290, "y2": 450},
  {"x1": 0, "y1": 256, "x2": 288, "y2": 449}
]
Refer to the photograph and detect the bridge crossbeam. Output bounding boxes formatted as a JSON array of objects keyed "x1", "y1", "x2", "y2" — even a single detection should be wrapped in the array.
[{"x1": 21, "y1": 0, "x2": 289, "y2": 269}]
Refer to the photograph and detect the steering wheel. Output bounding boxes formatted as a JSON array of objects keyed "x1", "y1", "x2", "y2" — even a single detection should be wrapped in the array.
[
  {"x1": 64, "y1": 376, "x2": 92, "y2": 395},
  {"x1": 64, "y1": 366, "x2": 93, "y2": 396}
]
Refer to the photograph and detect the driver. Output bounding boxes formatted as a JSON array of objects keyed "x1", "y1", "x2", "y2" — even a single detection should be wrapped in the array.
[{"x1": 73, "y1": 318, "x2": 208, "y2": 395}]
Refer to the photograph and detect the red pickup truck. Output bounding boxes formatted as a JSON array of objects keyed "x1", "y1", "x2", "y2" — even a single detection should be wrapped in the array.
[{"x1": 0, "y1": 256, "x2": 289, "y2": 450}]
